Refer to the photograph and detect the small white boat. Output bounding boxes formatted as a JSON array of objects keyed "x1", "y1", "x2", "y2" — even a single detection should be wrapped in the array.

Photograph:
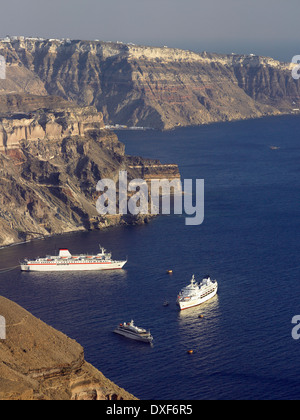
[{"x1": 114, "y1": 320, "x2": 153, "y2": 344}]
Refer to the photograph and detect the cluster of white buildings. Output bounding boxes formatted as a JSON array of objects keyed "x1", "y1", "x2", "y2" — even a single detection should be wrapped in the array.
[
  {"x1": 0, "y1": 36, "x2": 141, "y2": 47},
  {"x1": 0, "y1": 35, "x2": 72, "y2": 44}
]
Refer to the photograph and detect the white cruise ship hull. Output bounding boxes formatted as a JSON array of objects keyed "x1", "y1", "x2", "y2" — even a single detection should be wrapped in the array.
[
  {"x1": 21, "y1": 260, "x2": 127, "y2": 272},
  {"x1": 178, "y1": 286, "x2": 218, "y2": 310}
]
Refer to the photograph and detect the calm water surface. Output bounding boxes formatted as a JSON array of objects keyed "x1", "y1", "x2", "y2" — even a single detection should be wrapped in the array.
[{"x1": 0, "y1": 115, "x2": 300, "y2": 400}]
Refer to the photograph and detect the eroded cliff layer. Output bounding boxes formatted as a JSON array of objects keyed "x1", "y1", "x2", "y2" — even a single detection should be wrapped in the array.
[
  {"x1": 1, "y1": 39, "x2": 299, "y2": 129},
  {"x1": 0, "y1": 296, "x2": 137, "y2": 400},
  {"x1": 0, "y1": 96, "x2": 106, "y2": 151}
]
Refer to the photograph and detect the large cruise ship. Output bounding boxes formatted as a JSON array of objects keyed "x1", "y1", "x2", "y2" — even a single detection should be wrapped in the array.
[
  {"x1": 20, "y1": 246, "x2": 127, "y2": 272},
  {"x1": 177, "y1": 274, "x2": 218, "y2": 310},
  {"x1": 114, "y1": 320, "x2": 153, "y2": 344}
]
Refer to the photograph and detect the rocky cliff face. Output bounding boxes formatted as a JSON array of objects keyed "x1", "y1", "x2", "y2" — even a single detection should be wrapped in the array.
[
  {"x1": 0, "y1": 296, "x2": 137, "y2": 400},
  {"x1": 0, "y1": 98, "x2": 106, "y2": 151},
  {"x1": 1, "y1": 39, "x2": 299, "y2": 130},
  {"x1": 0, "y1": 95, "x2": 180, "y2": 246}
]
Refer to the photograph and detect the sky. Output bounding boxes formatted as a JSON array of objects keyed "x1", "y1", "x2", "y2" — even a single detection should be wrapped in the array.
[{"x1": 0, "y1": 0, "x2": 299, "y2": 62}]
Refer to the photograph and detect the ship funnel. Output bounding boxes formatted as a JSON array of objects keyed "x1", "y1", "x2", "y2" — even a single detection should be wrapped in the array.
[{"x1": 59, "y1": 249, "x2": 72, "y2": 258}]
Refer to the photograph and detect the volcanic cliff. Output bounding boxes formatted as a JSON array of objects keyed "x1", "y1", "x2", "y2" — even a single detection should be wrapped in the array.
[
  {"x1": 0, "y1": 296, "x2": 137, "y2": 400},
  {"x1": 1, "y1": 39, "x2": 299, "y2": 130},
  {"x1": 0, "y1": 94, "x2": 180, "y2": 247},
  {"x1": 0, "y1": 38, "x2": 298, "y2": 246}
]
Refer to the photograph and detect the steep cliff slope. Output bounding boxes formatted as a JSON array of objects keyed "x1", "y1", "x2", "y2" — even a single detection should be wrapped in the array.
[
  {"x1": 1, "y1": 39, "x2": 299, "y2": 129},
  {"x1": 0, "y1": 296, "x2": 137, "y2": 400},
  {"x1": 0, "y1": 96, "x2": 180, "y2": 246}
]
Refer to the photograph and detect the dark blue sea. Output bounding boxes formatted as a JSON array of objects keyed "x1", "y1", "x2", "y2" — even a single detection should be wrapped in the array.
[{"x1": 1, "y1": 115, "x2": 300, "y2": 400}]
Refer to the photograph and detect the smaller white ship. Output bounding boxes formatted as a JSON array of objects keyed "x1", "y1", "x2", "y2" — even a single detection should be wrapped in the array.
[
  {"x1": 114, "y1": 320, "x2": 153, "y2": 344},
  {"x1": 177, "y1": 274, "x2": 218, "y2": 310}
]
